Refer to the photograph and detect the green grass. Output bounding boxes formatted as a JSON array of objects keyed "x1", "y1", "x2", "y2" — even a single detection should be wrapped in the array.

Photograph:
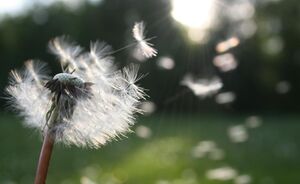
[{"x1": 0, "y1": 113, "x2": 299, "y2": 184}]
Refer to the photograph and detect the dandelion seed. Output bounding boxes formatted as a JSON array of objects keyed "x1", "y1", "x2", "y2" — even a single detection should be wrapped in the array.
[
  {"x1": 226, "y1": 1, "x2": 255, "y2": 22},
  {"x1": 275, "y1": 81, "x2": 291, "y2": 94},
  {"x1": 24, "y1": 60, "x2": 45, "y2": 87},
  {"x1": 135, "y1": 125, "x2": 152, "y2": 139},
  {"x1": 215, "y1": 92, "x2": 236, "y2": 104},
  {"x1": 228, "y1": 125, "x2": 248, "y2": 143},
  {"x1": 191, "y1": 146, "x2": 206, "y2": 158},
  {"x1": 263, "y1": 36, "x2": 284, "y2": 55},
  {"x1": 157, "y1": 56, "x2": 175, "y2": 70},
  {"x1": 89, "y1": 41, "x2": 114, "y2": 74},
  {"x1": 132, "y1": 48, "x2": 148, "y2": 62},
  {"x1": 209, "y1": 148, "x2": 225, "y2": 160},
  {"x1": 216, "y1": 37, "x2": 240, "y2": 53},
  {"x1": 206, "y1": 166, "x2": 238, "y2": 181},
  {"x1": 49, "y1": 36, "x2": 83, "y2": 71},
  {"x1": 181, "y1": 75, "x2": 223, "y2": 98},
  {"x1": 132, "y1": 21, "x2": 158, "y2": 58},
  {"x1": 139, "y1": 101, "x2": 156, "y2": 116},
  {"x1": 234, "y1": 175, "x2": 252, "y2": 184},
  {"x1": 245, "y1": 116, "x2": 262, "y2": 128},
  {"x1": 213, "y1": 53, "x2": 238, "y2": 72},
  {"x1": 238, "y1": 20, "x2": 257, "y2": 39},
  {"x1": 191, "y1": 140, "x2": 225, "y2": 160},
  {"x1": 80, "y1": 176, "x2": 97, "y2": 184}
]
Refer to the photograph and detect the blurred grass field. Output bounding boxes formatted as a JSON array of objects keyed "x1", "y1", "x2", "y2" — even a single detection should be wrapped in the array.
[{"x1": 0, "y1": 113, "x2": 299, "y2": 184}]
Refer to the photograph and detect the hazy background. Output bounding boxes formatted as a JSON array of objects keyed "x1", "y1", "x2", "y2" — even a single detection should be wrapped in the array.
[{"x1": 0, "y1": 0, "x2": 299, "y2": 184}]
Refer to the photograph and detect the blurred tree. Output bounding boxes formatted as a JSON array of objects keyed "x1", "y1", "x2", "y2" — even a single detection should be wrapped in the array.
[{"x1": 0, "y1": 0, "x2": 299, "y2": 113}]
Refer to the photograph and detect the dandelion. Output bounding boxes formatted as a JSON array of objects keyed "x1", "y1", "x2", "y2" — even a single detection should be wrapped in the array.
[
  {"x1": 6, "y1": 35, "x2": 151, "y2": 183},
  {"x1": 132, "y1": 21, "x2": 158, "y2": 58}
]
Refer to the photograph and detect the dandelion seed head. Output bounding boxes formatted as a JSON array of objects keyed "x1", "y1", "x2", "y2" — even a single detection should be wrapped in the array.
[
  {"x1": 7, "y1": 36, "x2": 147, "y2": 148},
  {"x1": 53, "y1": 73, "x2": 85, "y2": 87}
]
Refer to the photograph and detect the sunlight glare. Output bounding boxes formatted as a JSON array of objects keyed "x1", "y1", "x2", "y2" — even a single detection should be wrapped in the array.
[
  {"x1": 171, "y1": 0, "x2": 216, "y2": 29},
  {"x1": 171, "y1": 0, "x2": 217, "y2": 43},
  {"x1": 0, "y1": 0, "x2": 27, "y2": 16}
]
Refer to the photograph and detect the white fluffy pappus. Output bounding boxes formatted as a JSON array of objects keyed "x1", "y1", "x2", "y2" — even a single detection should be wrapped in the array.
[
  {"x1": 6, "y1": 36, "x2": 147, "y2": 148},
  {"x1": 181, "y1": 75, "x2": 223, "y2": 98},
  {"x1": 132, "y1": 21, "x2": 158, "y2": 58}
]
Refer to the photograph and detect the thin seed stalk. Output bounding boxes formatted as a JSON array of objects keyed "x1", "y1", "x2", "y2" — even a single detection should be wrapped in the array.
[
  {"x1": 34, "y1": 98, "x2": 59, "y2": 184},
  {"x1": 34, "y1": 132, "x2": 54, "y2": 184}
]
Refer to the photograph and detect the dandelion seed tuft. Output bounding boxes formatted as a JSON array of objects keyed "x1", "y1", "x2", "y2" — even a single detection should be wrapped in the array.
[
  {"x1": 132, "y1": 21, "x2": 158, "y2": 58},
  {"x1": 181, "y1": 74, "x2": 223, "y2": 98}
]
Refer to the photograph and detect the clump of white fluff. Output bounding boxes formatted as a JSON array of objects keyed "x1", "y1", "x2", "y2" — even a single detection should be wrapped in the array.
[
  {"x1": 6, "y1": 61, "x2": 51, "y2": 129},
  {"x1": 181, "y1": 74, "x2": 223, "y2": 98},
  {"x1": 132, "y1": 21, "x2": 158, "y2": 58},
  {"x1": 6, "y1": 37, "x2": 146, "y2": 148}
]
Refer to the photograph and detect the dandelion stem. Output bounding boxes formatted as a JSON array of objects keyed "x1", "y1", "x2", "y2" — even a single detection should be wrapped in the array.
[{"x1": 34, "y1": 132, "x2": 54, "y2": 184}]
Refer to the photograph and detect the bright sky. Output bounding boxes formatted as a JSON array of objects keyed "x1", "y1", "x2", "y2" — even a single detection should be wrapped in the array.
[
  {"x1": 0, "y1": 0, "x2": 29, "y2": 16},
  {"x1": 0, "y1": 0, "x2": 102, "y2": 17}
]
